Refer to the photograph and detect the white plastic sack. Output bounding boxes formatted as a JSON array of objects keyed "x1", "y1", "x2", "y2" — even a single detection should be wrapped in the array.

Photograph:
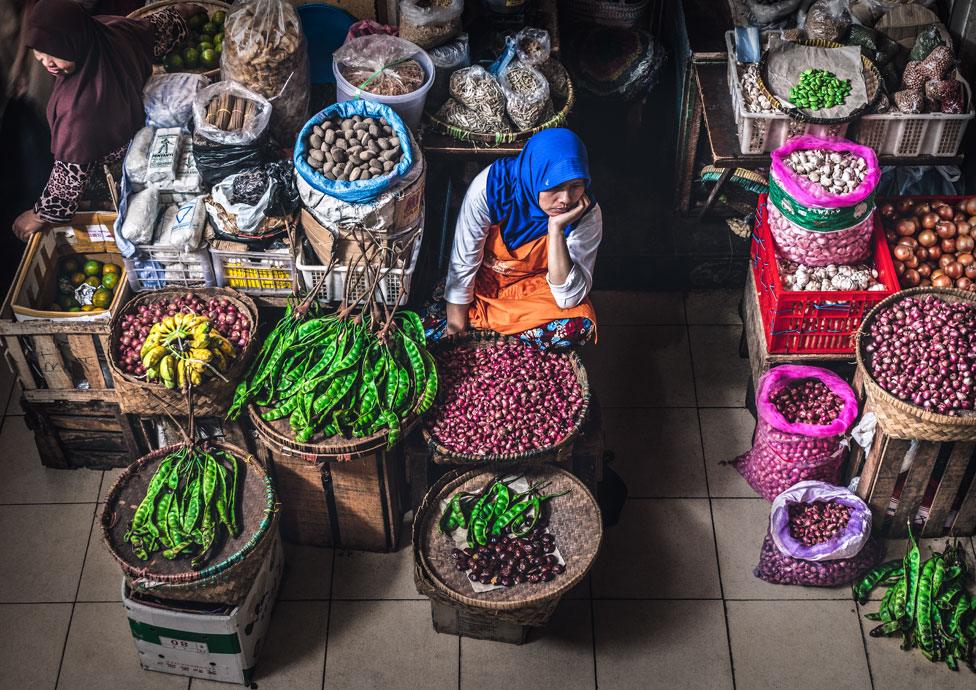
[
  {"x1": 143, "y1": 73, "x2": 208, "y2": 129},
  {"x1": 154, "y1": 196, "x2": 207, "y2": 252},
  {"x1": 121, "y1": 188, "x2": 160, "y2": 244},
  {"x1": 209, "y1": 172, "x2": 274, "y2": 234},
  {"x1": 124, "y1": 126, "x2": 156, "y2": 186},
  {"x1": 146, "y1": 128, "x2": 183, "y2": 186}
]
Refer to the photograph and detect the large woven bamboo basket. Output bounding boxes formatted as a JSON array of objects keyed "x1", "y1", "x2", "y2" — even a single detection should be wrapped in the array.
[
  {"x1": 108, "y1": 287, "x2": 259, "y2": 416},
  {"x1": 856, "y1": 287, "x2": 976, "y2": 442},
  {"x1": 128, "y1": 0, "x2": 231, "y2": 80},
  {"x1": 758, "y1": 39, "x2": 883, "y2": 125},
  {"x1": 248, "y1": 402, "x2": 422, "y2": 463},
  {"x1": 565, "y1": 0, "x2": 649, "y2": 29},
  {"x1": 421, "y1": 331, "x2": 591, "y2": 465},
  {"x1": 101, "y1": 441, "x2": 278, "y2": 605},
  {"x1": 425, "y1": 61, "x2": 575, "y2": 145},
  {"x1": 413, "y1": 464, "x2": 602, "y2": 626}
]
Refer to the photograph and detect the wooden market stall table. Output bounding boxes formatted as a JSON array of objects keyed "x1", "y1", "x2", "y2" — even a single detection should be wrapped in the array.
[{"x1": 688, "y1": 60, "x2": 966, "y2": 216}]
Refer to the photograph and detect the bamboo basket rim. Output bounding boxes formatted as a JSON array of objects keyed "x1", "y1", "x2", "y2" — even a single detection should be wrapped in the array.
[
  {"x1": 128, "y1": 0, "x2": 231, "y2": 80},
  {"x1": 100, "y1": 440, "x2": 276, "y2": 585},
  {"x1": 248, "y1": 402, "x2": 422, "y2": 462},
  {"x1": 107, "y1": 287, "x2": 259, "y2": 403},
  {"x1": 855, "y1": 287, "x2": 976, "y2": 438},
  {"x1": 758, "y1": 38, "x2": 883, "y2": 125},
  {"x1": 413, "y1": 464, "x2": 603, "y2": 613},
  {"x1": 421, "y1": 331, "x2": 591, "y2": 464},
  {"x1": 424, "y1": 61, "x2": 575, "y2": 145}
]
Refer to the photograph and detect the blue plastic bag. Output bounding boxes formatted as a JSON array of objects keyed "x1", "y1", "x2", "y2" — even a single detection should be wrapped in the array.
[{"x1": 293, "y1": 100, "x2": 414, "y2": 205}]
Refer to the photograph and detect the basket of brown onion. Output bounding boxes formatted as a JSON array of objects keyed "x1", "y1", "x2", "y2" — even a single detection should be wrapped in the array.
[
  {"x1": 879, "y1": 196, "x2": 976, "y2": 291},
  {"x1": 855, "y1": 286, "x2": 976, "y2": 442}
]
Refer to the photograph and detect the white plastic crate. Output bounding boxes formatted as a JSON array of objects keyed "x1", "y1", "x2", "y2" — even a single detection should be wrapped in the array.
[
  {"x1": 725, "y1": 31, "x2": 850, "y2": 154},
  {"x1": 210, "y1": 247, "x2": 296, "y2": 296},
  {"x1": 297, "y1": 232, "x2": 422, "y2": 306},
  {"x1": 123, "y1": 245, "x2": 216, "y2": 292}
]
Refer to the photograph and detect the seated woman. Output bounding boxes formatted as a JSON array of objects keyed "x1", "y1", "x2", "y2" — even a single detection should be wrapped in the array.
[
  {"x1": 12, "y1": 0, "x2": 203, "y2": 241},
  {"x1": 424, "y1": 128, "x2": 602, "y2": 350}
]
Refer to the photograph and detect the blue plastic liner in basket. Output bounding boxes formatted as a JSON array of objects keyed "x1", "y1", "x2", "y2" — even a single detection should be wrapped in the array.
[{"x1": 293, "y1": 100, "x2": 414, "y2": 205}]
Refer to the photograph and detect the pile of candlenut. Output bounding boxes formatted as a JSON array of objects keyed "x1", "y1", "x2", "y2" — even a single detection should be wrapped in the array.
[{"x1": 305, "y1": 115, "x2": 402, "y2": 182}]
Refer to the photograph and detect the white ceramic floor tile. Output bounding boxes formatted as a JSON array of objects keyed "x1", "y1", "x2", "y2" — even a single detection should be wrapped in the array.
[
  {"x1": 590, "y1": 291, "x2": 686, "y2": 325},
  {"x1": 685, "y1": 289, "x2": 742, "y2": 325},
  {"x1": 699, "y1": 407, "x2": 758, "y2": 497},
  {"x1": 0, "y1": 603, "x2": 72, "y2": 689},
  {"x1": 689, "y1": 326, "x2": 750, "y2": 407},
  {"x1": 279, "y1": 543, "x2": 333, "y2": 601},
  {"x1": 77, "y1": 505, "x2": 122, "y2": 602},
  {"x1": 331, "y1": 546, "x2": 424, "y2": 600}
]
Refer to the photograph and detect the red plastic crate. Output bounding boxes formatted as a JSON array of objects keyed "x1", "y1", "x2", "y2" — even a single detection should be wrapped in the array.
[{"x1": 751, "y1": 194, "x2": 900, "y2": 355}]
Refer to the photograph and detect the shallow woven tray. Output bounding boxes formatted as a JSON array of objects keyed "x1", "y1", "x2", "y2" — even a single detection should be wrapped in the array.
[
  {"x1": 413, "y1": 464, "x2": 602, "y2": 625},
  {"x1": 101, "y1": 441, "x2": 277, "y2": 605},
  {"x1": 128, "y1": 0, "x2": 231, "y2": 80},
  {"x1": 421, "y1": 331, "x2": 590, "y2": 465},
  {"x1": 424, "y1": 61, "x2": 575, "y2": 145},
  {"x1": 856, "y1": 286, "x2": 976, "y2": 442},
  {"x1": 758, "y1": 39, "x2": 883, "y2": 125},
  {"x1": 108, "y1": 287, "x2": 259, "y2": 416}
]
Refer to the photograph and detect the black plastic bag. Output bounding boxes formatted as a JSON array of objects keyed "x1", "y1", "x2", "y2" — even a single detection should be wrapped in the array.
[
  {"x1": 262, "y1": 160, "x2": 300, "y2": 217},
  {"x1": 192, "y1": 134, "x2": 270, "y2": 188}
]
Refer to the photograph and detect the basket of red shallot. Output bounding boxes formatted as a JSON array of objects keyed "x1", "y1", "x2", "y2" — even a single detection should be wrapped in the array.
[{"x1": 422, "y1": 332, "x2": 590, "y2": 464}]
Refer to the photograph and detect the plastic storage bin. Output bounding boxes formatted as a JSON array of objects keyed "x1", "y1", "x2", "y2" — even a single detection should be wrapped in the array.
[
  {"x1": 334, "y1": 46, "x2": 434, "y2": 130},
  {"x1": 296, "y1": 3, "x2": 356, "y2": 85},
  {"x1": 210, "y1": 247, "x2": 296, "y2": 296},
  {"x1": 123, "y1": 245, "x2": 216, "y2": 292}
]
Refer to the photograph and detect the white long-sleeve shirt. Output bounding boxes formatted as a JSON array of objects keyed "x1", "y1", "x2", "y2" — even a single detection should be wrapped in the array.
[{"x1": 444, "y1": 166, "x2": 603, "y2": 309}]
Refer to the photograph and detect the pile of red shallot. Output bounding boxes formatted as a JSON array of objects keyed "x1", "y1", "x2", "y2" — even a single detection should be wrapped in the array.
[
  {"x1": 428, "y1": 342, "x2": 585, "y2": 456},
  {"x1": 115, "y1": 293, "x2": 251, "y2": 376},
  {"x1": 770, "y1": 378, "x2": 843, "y2": 425},
  {"x1": 787, "y1": 501, "x2": 852, "y2": 546},
  {"x1": 864, "y1": 295, "x2": 976, "y2": 416}
]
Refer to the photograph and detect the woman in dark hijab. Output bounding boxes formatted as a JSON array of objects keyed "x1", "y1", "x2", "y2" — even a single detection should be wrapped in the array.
[{"x1": 12, "y1": 0, "x2": 203, "y2": 241}]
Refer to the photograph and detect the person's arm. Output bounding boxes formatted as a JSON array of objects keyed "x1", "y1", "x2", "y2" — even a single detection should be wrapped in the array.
[
  {"x1": 14, "y1": 159, "x2": 95, "y2": 240},
  {"x1": 444, "y1": 167, "x2": 493, "y2": 335},
  {"x1": 547, "y1": 200, "x2": 602, "y2": 309}
]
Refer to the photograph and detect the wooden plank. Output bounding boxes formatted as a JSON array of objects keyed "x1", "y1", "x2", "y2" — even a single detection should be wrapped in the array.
[
  {"x1": 48, "y1": 414, "x2": 121, "y2": 433},
  {"x1": 949, "y1": 473, "x2": 976, "y2": 536},
  {"x1": 23, "y1": 403, "x2": 69, "y2": 469},
  {"x1": 66, "y1": 334, "x2": 108, "y2": 390},
  {"x1": 22, "y1": 388, "x2": 118, "y2": 404},
  {"x1": 0, "y1": 319, "x2": 111, "y2": 336},
  {"x1": 331, "y1": 452, "x2": 398, "y2": 552},
  {"x1": 30, "y1": 334, "x2": 73, "y2": 390},
  {"x1": 923, "y1": 442, "x2": 975, "y2": 537},
  {"x1": 890, "y1": 441, "x2": 941, "y2": 533},
  {"x1": 862, "y1": 435, "x2": 912, "y2": 533},
  {"x1": 57, "y1": 430, "x2": 126, "y2": 454},
  {"x1": 4, "y1": 335, "x2": 37, "y2": 390}
]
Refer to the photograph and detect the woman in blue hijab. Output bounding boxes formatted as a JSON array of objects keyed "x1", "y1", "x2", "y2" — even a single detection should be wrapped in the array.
[{"x1": 424, "y1": 128, "x2": 602, "y2": 349}]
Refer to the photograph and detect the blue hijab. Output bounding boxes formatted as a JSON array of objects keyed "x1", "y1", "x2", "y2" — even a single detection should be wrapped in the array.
[{"x1": 486, "y1": 128, "x2": 596, "y2": 251}]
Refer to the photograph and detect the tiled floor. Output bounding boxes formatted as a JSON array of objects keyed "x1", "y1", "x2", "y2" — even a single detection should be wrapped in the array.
[{"x1": 1, "y1": 290, "x2": 974, "y2": 689}]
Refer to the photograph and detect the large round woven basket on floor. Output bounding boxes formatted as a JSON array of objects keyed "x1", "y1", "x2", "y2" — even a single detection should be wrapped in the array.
[
  {"x1": 413, "y1": 464, "x2": 602, "y2": 626},
  {"x1": 101, "y1": 441, "x2": 278, "y2": 605},
  {"x1": 856, "y1": 287, "x2": 976, "y2": 442},
  {"x1": 421, "y1": 331, "x2": 591, "y2": 465},
  {"x1": 108, "y1": 287, "x2": 259, "y2": 416}
]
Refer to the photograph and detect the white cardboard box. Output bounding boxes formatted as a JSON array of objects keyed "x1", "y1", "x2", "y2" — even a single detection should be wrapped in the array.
[{"x1": 123, "y1": 532, "x2": 283, "y2": 685}]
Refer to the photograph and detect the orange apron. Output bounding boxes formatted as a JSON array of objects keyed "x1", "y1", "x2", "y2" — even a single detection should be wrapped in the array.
[{"x1": 468, "y1": 223, "x2": 597, "y2": 336}]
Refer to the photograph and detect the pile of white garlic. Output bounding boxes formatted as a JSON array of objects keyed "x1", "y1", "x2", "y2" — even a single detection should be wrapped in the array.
[
  {"x1": 779, "y1": 259, "x2": 885, "y2": 292},
  {"x1": 783, "y1": 149, "x2": 867, "y2": 196},
  {"x1": 739, "y1": 64, "x2": 775, "y2": 114}
]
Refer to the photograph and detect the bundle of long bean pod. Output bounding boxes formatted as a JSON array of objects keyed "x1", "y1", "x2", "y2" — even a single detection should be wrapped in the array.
[
  {"x1": 123, "y1": 445, "x2": 240, "y2": 569},
  {"x1": 853, "y1": 525, "x2": 976, "y2": 671}
]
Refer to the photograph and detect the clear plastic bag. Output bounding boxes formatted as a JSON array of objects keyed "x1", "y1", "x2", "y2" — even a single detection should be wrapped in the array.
[
  {"x1": 801, "y1": 0, "x2": 852, "y2": 42},
  {"x1": 334, "y1": 35, "x2": 427, "y2": 96},
  {"x1": 143, "y1": 73, "x2": 208, "y2": 129},
  {"x1": 429, "y1": 34, "x2": 470, "y2": 108},
  {"x1": 769, "y1": 481, "x2": 872, "y2": 561},
  {"x1": 193, "y1": 81, "x2": 272, "y2": 146},
  {"x1": 515, "y1": 28, "x2": 551, "y2": 66},
  {"x1": 499, "y1": 62, "x2": 550, "y2": 130},
  {"x1": 345, "y1": 20, "x2": 399, "y2": 44},
  {"x1": 220, "y1": 0, "x2": 309, "y2": 146},
  {"x1": 746, "y1": 0, "x2": 804, "y2": 25},
  {"x1": 449, "y1": 66, "x2": 508, "y2": 124},
  {"x1": 398, "y1": 0, "x2": 463, "y2": 50},
  {"x1": 730, "y1": 366, "x2": 858, "y2": 502},
  {"x1": 767, "y1": 200, "x2": 873, "y2": 266}
]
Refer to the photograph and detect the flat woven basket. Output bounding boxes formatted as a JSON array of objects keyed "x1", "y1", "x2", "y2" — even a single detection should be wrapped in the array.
[
  {"x1": 128, "y1": 0, "x2": 231, "y2": 80},
  {"x1": 565, "y1": 0, "x2": 649, "y2": 29},
  {"x1": 425, "y1": 61, "x2": 575, "y2": 145},
  {"x1": 107, "y1": 287, "x2": 259, "y2": 416},
  {"x1": 421, "y1": 331, "x2": 591, "y2": 465},
  {"x1": 758, "y1": 39, "x2": 883, "y2": 125},
  {"x1": 856, "y1": 286, "x2": 976, "y2": 442},
  {"x1": 413, "y1": 464, "x2": 602, "y2": 626},
  {"x1": 101, "y1": 441, "x2": 278, "y2": 605}
]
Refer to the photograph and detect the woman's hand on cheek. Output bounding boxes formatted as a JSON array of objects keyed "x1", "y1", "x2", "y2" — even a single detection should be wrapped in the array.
[{"x1": 548, "y1": 194, "x2": 590, "y2": 234}]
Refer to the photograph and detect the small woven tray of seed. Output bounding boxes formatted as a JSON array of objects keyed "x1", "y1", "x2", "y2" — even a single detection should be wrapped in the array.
[{"x1": 759, "y1": 37, "x2": 882, "y2": 124}]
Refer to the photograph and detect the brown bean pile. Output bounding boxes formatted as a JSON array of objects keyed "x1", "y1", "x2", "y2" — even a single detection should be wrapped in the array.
[
  {"x1": 305, "y1": 115, "x2": 402, "y2": 182},
  {"x1": 787, "y1": 501, "x2": 852, "y2": 546}
]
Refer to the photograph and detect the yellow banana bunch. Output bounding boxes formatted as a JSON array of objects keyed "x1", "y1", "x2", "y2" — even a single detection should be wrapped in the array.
[
  {"x1": 138, "y1": 311, "x2": 239, "y2": 389},
  {"x1": 159, "y1": 355, "x2": 177, "y2": 389}
]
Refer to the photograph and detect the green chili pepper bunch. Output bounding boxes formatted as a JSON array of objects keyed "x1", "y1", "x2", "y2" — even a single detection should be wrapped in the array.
[
  {"x1": 123, "y1": 445, "x2": 240, "y2": 569},
  {"x1": 439, "y1": 474, "x2": 570, "y2": 547},
  {"x1": 789, "y1": 68, "x2": 852, "y2": 110},
  {"x1": 228, "y1": 302, "x2": 436, "y2": 447},
  {"x1": 853, "y1": 526, "x2": 976, "y2": 671}
]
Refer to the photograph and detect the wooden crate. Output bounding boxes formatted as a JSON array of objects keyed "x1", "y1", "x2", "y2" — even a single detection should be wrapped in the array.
[
  {"x1": 846, "y1": 411, "x2": 976, "y2": 538},
  {"x1": 22, "y1": 397, "x2": 143, "y2": 469},
  {"x1": 255, "y1": 440, "x2": 405, "y2": 552},
  {"x1": 742, "y1": 270, "x2": 855, "y2": 396}
]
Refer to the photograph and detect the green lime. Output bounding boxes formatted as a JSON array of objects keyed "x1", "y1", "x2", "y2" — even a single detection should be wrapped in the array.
[
  {"x1": 59, "y1": 295, "x2": 79, "y2": 309},
  {"x1": 84, "y1": 276, "x2": 101, "y2": 288},
  {"x1": 82, "y1": 259, "x2": 101, "y2": 276},
  {"x1": 200, "y1": 48, "x2": 217, "y2": 68},
  {"x1": 92, "y1": 288, "x2": 112, "y2": 308},
  {"x1": 164, "y1": 53, "x2": 184, "y2": 71},
  {"x1": 69, "y1": 306, "x2": 82, "y2": 312},
  {"x1": 183, "y1": 47, "x2": 200, "y2": 68},
  {"x1": 215, "y1": 43, "x2": 222, "y2": 55},
  {"x1": 188, "y1": 13, "x2": 205, "y2": 30},
  {"x1": 101, "y1": 272, "x2": 119, "y2": 291},
  {"x1": 202, "y1": 21, "x2": 218, "y2": 36},
  {"x1": 212, "y1": 10, "x2": 226, "y2": 25},
  {"x1": 214, "y1": 31, "x2": 224, "y2": 44},
  {"x1": 199, "y1": 40, "x2": 213, "y2": 52}
]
